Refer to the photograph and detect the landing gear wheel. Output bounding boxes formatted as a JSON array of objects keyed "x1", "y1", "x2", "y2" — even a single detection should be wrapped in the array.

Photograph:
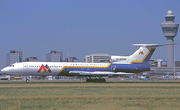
[
  {"x1": 94, "y1": 79, "x2": 97, "y2": 82},
  {"x1": 98, "y1": 79, "x2": 101, "y2": 82},
  {"x1": 86, "y1": 79, "x2": 90, "y2": 82},
  {"x1": 102, "y1": 79, "x2": 106, "y2": 82},
  {"x1": 26, "y1": 79, "x2": 29, "y2": 83},
  {"x1": 86, "y1": 78, "x2": 106, "y2": 83}
]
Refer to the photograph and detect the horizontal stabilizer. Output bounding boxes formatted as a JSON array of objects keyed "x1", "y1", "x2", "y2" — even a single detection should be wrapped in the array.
[{"x1": 132, "y1": 43, "x2": 176, "y2": 47}]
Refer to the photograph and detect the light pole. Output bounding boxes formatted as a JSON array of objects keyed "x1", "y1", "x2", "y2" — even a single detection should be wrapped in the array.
[
  {"x1": 173, "y1": 43, "x2": 177, "y2": 78},
  {"x1": 68, "y1": 48, "x2": 71, "y2": 62},
  {"x1": 174, "y1": 44, "x2": 175, "y2": 78}
]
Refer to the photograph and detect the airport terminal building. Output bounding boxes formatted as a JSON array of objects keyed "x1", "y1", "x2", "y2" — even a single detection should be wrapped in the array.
[
  {"x1": 6, "y1": 50, "x2": 22, "y2": 66},
  {"x1": 46, "y1": 51, "x2": 63, "y2": 62},
  {"x1": 85, "y1": 54, "x2": 111, "y2": 63}
]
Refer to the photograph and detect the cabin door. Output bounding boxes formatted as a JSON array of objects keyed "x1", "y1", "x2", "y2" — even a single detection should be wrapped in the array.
[{"x1": 23, "y1": 63, "x2": 28, "y2": 70}]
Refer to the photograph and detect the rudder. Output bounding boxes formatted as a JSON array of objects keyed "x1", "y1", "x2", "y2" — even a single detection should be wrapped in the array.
[{"x1": 129, "y1": 44, "x2": 160, "y2": 64}]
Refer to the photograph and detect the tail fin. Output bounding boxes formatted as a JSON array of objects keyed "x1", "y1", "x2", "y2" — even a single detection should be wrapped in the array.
[{"x1": 129, "y1": 44, "x2": 162, "y2": 64}]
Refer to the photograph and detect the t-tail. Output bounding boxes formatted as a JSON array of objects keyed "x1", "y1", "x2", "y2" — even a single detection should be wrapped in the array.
[
  {"x1": 111, "y1": 44, "x2": 166, "y2": 64},
  {"x1": 129, "y1": 44, "x2": 162, "y2": 64}
]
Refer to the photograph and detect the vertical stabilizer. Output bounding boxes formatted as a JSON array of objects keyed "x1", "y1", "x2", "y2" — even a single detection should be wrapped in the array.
[{"x1": 129, "y1": 44, "x2": 161, "y2": 64}]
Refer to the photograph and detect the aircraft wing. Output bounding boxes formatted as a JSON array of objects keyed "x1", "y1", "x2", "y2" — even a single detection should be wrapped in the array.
[{"x1": 69, "y1": 71, "x2": 134, "y2": 76}]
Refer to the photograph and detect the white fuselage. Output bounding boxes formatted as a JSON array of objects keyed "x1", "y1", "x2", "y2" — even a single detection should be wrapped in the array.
[{"x1": 1, "y1": 62, "x2": 112, "y2": 76}]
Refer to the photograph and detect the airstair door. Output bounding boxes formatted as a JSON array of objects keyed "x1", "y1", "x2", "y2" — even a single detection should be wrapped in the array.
[{"x1": 23, "y1": 63, "x2": 28, "y2": 70}]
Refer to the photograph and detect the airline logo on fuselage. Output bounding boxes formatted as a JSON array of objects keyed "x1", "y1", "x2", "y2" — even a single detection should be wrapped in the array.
[
  {"x1": 38, "y1": 64, "x2": 52, "y2": 73},
  {"x1": 139, "y1": 51, "x2": 143, "y2": 55}
]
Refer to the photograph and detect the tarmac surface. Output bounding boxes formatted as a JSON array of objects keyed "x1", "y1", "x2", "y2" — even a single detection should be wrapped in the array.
[{"x1": 1, "y1": 80, "x2": 180, "y2": 84}]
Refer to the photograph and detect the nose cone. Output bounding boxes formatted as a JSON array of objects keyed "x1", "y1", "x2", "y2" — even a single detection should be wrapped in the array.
[{"x1": 1, "y1": 68, "x2": 8, "y2": 73}]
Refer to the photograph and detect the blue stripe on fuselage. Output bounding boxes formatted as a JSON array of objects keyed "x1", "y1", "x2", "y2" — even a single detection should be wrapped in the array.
[
  {"x1": 60, "y1": 62, "x2": 150, "y2": 74},
  {"x1": 114, "y1": 62, "x2": 150, "y2": 72}
]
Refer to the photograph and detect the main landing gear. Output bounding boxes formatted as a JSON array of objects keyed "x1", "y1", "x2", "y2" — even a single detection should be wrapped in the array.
[
  {"x1": 86, "y1": 78, "x2": 106, "y2": 82},
  {"x1": 26, "y1": 79, "x2": 29, "y2": 83}
]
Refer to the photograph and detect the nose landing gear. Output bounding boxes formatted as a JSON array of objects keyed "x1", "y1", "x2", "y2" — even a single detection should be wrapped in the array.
[
  {"x1": 26, "y1": 79, "x2": 29, "y2": 83},
  {"x1": 26, "y1": 76, "x2": 29, "y2": 83}
]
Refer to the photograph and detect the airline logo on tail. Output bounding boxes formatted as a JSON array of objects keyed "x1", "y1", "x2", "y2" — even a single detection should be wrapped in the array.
[
  {"x1": 139, "y1": 51, "x2": 143, "y2": 55},
  {"x1": 38, "y1": 64, "x2": 52, "y2": 73}
]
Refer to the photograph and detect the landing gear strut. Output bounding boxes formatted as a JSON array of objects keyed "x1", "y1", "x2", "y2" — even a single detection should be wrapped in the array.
[
  {"x1": 26, "y1": 79, "x2": 29, "y2": 83},
  {"x1": 26, "y1": 76, "x2": 29, "y2": 83}
]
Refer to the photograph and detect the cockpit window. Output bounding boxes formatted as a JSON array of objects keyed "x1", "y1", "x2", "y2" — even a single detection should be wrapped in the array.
[{"x1": 8, "y1": 64, "x2": 14, "y2": 67}]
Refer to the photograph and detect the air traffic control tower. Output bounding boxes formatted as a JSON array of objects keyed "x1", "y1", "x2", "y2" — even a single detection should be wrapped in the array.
[{"x1": 161, "y1": 10, "x2": 179, "y2": 68}]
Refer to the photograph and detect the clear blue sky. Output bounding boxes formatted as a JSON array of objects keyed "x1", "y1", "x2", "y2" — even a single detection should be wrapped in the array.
[{"x1": 0, "y1": 0, "x2": 180, "y2": 68}]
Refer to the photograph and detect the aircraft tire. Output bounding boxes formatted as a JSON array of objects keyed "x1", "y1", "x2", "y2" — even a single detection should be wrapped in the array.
[
  {"x1": 87, "y1": 79, "x2": 91, "y2": 82},
  {"x1": 99, "y1": 79, "x2": 102, "y2": 82},
  {"x1": 90, "y1": 79, "x2": 92, "y2": 82},
  {"x1": 94, "y1": 79, "x2": 98, "y2": 82},
  {"x1": 102, "y1": 79, "x2": 106, "y2": 82},
  {"x1": 26, "y1": 79, "x2": 29, "y2": 83}
]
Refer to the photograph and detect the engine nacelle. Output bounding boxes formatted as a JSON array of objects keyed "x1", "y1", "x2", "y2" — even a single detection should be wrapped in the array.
[{"x1": 111, "y1": 56, "x2": 129, "y2": 63}]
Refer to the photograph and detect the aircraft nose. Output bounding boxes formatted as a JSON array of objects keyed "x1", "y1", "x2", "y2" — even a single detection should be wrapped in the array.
[{"x1": 1, "y1": 68, "x2": 8, "y2": 72}]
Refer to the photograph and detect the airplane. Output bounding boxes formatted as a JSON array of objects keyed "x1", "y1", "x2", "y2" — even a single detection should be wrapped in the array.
[{"x1": 0, "y1": 44, "x2": 165, "y2": 83}]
